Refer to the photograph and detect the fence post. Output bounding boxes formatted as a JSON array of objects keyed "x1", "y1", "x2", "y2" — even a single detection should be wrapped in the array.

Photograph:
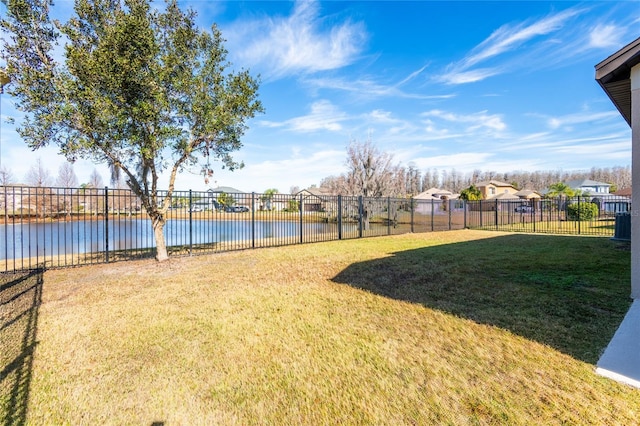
[
  {"x1": 104, "y1": 186, "x2": 109, "y2": 263},
  {"x1": 463, "y1": 200, "x2": 467, "y2": 228},
  {"x1": 387, "y1": 197, "x2": 391, "y2": 235},
  {"x1": 251, "y1": 192, "x2": 256, "y2": 249},
  {"x1": 3, "y1": 187, "x2": 7, "y2": 270},
  {"x1": 431, "y1": 200, "x2": 434, "y2": 231},
  {"x1": 299, "y1": 194, "x2": 304, "y2": 244},
  {"x1": 495, "y1": 199, "x2": 499, "y2": 230},
  {"x1": 410, "y1": 197, "x2": 415, "y2": 233},
  {"x1": 577, "y1": 196, "x2": 581, "y2": 235},
  {"x1": 448, "y1": 200, "x2": 452, "y2": 230},
  {"x1": 188, "y1": 190, "x2": 193, "y2": 255},
  {"x1": 358, "y1": 196, "x2": 363, "y2": 238},
  {"x1": 338, "y1": 195, "x2": 343, "y2": 240}
]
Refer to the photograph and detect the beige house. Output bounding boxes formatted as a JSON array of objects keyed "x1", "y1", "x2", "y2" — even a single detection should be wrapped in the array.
[
  {"x1": 514, "y1": 189, "x2": 541, "y2": 200},
  {"x1": 295, "y1": 188, "x2": 334, "y2": 212},
  {"x1": 594, "y1": 36, "x2": 640, "y2": 388},
  {"x1": 475, "y1": 180, "x2": 519, "y2": 199},
  {"x1": 414, "y1": 187, "x2": 459, "y2": 201}
]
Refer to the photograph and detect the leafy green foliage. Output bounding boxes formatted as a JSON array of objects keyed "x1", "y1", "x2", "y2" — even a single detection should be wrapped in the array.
[
  {"x1": 546, "y1": 182, "x2": 575, "y2": 198},
  {"x1": 217, "y1": 192, "x2": 234, "y2": 209},
  {"x1": 567, "y1": 201, "x2": 599, "y2": 221},
  {"x1": 260, "y1": 188, "x2": 278, "y2": 211},
  {"x1": 284, "y1": 199, "x2": 300, "y2": 212},
  {"x1": 1, "y1": 0, "x2": 263, "y2": 260},
  {"x1": 459, "y1": 184, "x2": 482, "y2": 201}
]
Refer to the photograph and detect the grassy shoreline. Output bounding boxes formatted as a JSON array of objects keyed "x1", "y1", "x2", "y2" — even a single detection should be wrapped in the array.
[{"x1": 2, "y1": 230, "x2": 637, "y2": 424}]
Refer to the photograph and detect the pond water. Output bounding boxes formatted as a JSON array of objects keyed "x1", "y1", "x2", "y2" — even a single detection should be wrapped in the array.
[{"x1": 0, "y1": 218, "x2": 382, "y2": 260}]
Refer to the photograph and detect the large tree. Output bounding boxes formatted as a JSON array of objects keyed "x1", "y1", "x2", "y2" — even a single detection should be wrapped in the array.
[
  {"x1": 0, "y1": 166, "x2": 14, "y2": 185},
  {"x1": 1, "y1": 0, "x2": 262, "y2": 261},
  {"x1": 340, "y1": 140, "x2": 401, "y2": 229},
  {"x1": 25, "y1": 158, "x2": 51, "y2": 187},
  {"x1": 55, "y1": 162, "x2": 79, "y2": 188},
  {"x1": 344, "y1": 140, "x2": 399, "y2": 198}
]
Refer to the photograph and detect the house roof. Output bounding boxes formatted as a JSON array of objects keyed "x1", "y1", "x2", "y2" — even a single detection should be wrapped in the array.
[
  {"x1": 414, "y1": 187, "x2": 456, "y2": 200},
  {"x1": 514, "y1": 189, "x2": 541, "y2": 198},
  {"x1": 614, "y1": 187, "x2": 632, "y2": 197},
  {"x1": 595, "y1": 36, "x2": 640, "y2": 126},
  {"x1": 489, "y1": 192, "x2": 520, "y2": 200},
  {"x1": 208, "y1": 186, "x2": 244, "y2": 194},
  {"x1": 475, "y1": 180, "x2": 514, "y2": 188},
  {"x1": 565, "y1": 179, "x2": 611, "y2": 188},
  {"x1": 295, "y1": 187, "x2": 333, "y2": 201},
  {"x1": 303, "y1": 187, "x2": 333, "y2": 196}
]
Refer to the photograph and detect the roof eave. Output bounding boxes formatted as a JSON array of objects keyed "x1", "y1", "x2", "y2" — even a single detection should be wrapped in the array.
[{"x1": 595, "y1": 37, "x2": 640, "y2": 128}]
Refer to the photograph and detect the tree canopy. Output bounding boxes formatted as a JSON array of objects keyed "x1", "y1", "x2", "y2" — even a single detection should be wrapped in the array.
[
  {"x1": 1, "y1": 0, "x2": 263, "y2": 260},
  {"x1": 459, "y1": 184, "x2": 482, "y2": 201}
]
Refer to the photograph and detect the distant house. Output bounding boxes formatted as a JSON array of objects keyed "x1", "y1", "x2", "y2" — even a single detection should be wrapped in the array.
[
  {"x1": 475, "y1": 180, "x2": 519, "y2": 200},
  {"x1": 491, "y1": 192, "x2": 520, "y2": 200},
  {"x1": 207, "y1": 186, "x2": 248, "y2": 210},
  {"x1": 414, "y1": 187, "x2": 459, "y2": 201},
  {"x1": 1, "y1": 184, "x2": 33, "y2": 213},
  {"x1": 207, "y1": 186, "x2": 245, "y2": 195},
  {"x1": 413, "y1": 187, "x2": 461, "y2": 214},
  {"x1": 514, "y1": 189, "x2": 541, "y2": 200},
  {"x1": 614, "y1": 187, "x2": 632, "y2": 197},
  {"x1": 564, "y1": 179, "x2": 611, "y2": 195},
  {"x1": 295, "y1": 188, "x2": 334, "y2": 212},
  {"x1": 540, "y1": 180, "x2": 624, "y2": 214}
]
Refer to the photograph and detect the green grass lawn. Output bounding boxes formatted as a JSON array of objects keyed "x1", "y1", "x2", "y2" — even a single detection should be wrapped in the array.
[{"x1": 2, "y1": 230, "x2": 637, "y2": 425}]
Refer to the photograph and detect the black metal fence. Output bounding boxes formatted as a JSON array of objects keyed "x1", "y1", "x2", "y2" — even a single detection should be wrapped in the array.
[
  {"x1": 0, "y1": 185, "x2": 628, "y2": 272},
  {"x1": 465, "y1": 196, "x2": 628, "y2": 236}
]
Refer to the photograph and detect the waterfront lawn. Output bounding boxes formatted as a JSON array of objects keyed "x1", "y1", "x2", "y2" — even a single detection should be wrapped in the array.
[{"x1": 3, "y1": 230, "x2": 638, "y2": 425}]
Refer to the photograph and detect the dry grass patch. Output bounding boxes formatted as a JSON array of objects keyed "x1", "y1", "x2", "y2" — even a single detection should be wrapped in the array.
[{"x1": 2, "y1": 230, "x2": 638, "y2": 424}]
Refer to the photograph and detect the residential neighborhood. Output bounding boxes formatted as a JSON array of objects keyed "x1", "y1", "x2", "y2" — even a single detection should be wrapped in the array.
[{"x1": 2, "y1": 0, "x2": 640, "y2": 423}]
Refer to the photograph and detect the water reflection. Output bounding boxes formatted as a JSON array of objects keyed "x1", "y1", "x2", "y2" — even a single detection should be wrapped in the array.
[{"x1": 0, "y1": 219, "x2": 361, "y2": 260}]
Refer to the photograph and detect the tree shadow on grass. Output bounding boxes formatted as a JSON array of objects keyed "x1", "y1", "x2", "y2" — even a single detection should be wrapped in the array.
[
  {"x1": 332, "y1": 234, "x2": 631, "y2": 364},
  {"x1": 0, "y1": 269, "x2": 43, "y2": 426}
]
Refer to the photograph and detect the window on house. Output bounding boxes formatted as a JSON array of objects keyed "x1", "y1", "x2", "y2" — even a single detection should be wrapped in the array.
[{"x1": 490, "y1": 188, "x2": 495, "y2": 195}]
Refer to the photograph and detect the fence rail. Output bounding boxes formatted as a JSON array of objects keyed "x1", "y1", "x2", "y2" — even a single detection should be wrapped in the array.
[{"x1": 0, "y1": 185, "x2": 627, "y2": 273}]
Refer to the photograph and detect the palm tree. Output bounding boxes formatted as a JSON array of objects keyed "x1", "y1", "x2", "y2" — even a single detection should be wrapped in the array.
[
  {"x1": 546, "y1": 182, "x2": 575, "y2": 198},
  {"x1": 260, "y1": 188, "x2": 278, "y2": 211}
]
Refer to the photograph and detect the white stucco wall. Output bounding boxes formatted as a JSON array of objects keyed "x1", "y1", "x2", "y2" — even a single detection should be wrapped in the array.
[{"x1": 631, "y1": 64, "x2": 640, "y2": 299}]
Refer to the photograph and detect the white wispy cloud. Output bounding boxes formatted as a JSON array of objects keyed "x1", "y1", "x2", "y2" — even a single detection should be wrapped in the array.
[
  {"x1": 170, "y1": 148, "x2": 346, "y2": 192},
  {"x1": 304, "y1": 75, "x2": 456, "y2": 100},
  {"x1": 410, "y1": 152, "x2": 495, "y2": 171},
  {"x1": 235, "y1": 149, "x2": 347, "y2": 190},
  {"x1": 465, "y1": 9, "x2": 579, "y2": 68},
  {"x1": 545, "y1": 110, "x2": 619, "y2": 130},
  {"x1": 438, "y1": 7, "x2": 583, "y2": 85},
  {"x1": 226, "y1": 1, "x2": 367, "y2": 79},
  {"x1": 589, "y1": 24, "x2": 624, "y2": 48},
  {"x1": 259, "y1": 100, "x2": 349, "y2": 133},
  {"x1": 422, "y1": 110, "x2": 507, "y2": 132}
]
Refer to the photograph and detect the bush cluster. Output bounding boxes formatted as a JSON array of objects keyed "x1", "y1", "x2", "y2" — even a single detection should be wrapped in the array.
[{"x1": 567, "y1": 202, "x2": 599, "y2": 221}]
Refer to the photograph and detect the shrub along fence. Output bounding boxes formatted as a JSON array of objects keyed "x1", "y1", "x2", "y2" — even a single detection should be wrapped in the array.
[
  {"x1": 0, "y1": 186, "x2": 627, "y2": 272},
  {"x1": 464, "y1": 196, "x2": 626, "y2": 236}
]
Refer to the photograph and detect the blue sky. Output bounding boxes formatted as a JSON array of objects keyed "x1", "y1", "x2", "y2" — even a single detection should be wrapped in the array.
[{"x1": 0, "y1": 0, "x2": 638, "y2": 193}]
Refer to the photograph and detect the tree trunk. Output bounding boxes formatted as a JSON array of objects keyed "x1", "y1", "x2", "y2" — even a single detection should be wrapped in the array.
[
  {"x1": 151, "y1": 215, "x2": 169, "y2": 262},
  {"x1": 362, "y1": 209, "x2": 370, "y2": 230}
]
